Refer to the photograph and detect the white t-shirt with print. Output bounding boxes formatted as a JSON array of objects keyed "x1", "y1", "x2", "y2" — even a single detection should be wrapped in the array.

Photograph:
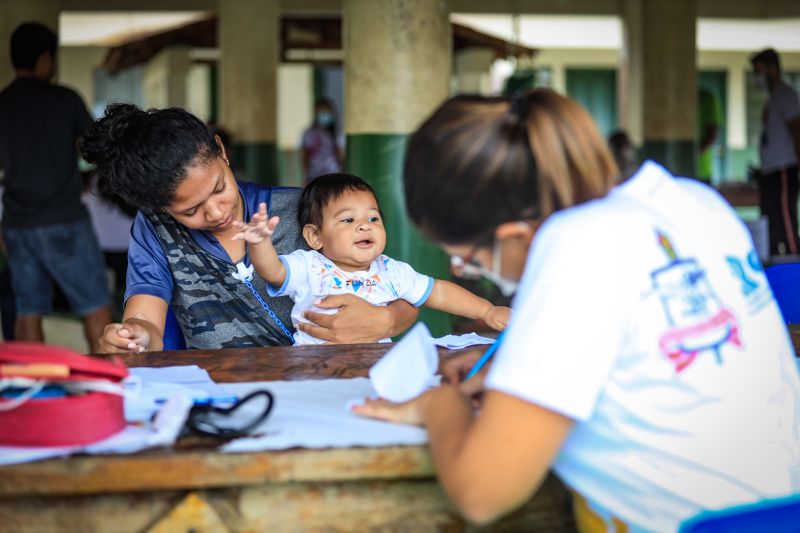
[
  {"x1": 761, "y1": 81, "x2": 800, "y2": 173},
  {"x1": 268, "y1": 249, "x2": 434, "y2": 345},
  {"x1": 485, "y1": 161, "x2": 800, "y2": 532}
]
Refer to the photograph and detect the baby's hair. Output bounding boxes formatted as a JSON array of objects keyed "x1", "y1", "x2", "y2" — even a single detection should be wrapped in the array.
[
  {"x1": 79, "y1": 103, "x2": 221, "y2": 210},
  {"x1": 299, "y1": 173, "x2": 382, "y2": 228}
]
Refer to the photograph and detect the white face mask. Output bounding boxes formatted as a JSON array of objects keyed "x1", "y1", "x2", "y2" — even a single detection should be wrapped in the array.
[{"x1": 474, "y1": 239, "x2": 519, "y2": 297}]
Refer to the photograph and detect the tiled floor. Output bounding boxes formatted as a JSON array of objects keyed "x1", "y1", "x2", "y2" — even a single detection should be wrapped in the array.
[{"x1": 1, "y1": 316, "x2": 89, "y2": 353}]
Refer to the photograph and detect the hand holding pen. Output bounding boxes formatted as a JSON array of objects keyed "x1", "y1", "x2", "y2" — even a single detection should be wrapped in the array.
[{"x1": 442, "y1": 331, "x2": 505, "y2": 398}]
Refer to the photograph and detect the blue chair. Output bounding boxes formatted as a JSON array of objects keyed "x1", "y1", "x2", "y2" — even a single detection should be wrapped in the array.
[
  {"x1": 162, "y1": 306, "x2": 186, "y2": 350},
  {"x1": 765, "y1": 263, "x2": 800, "y2": 324},
  {"x1": 679, "y1": 494, "x2": 800, "y2": 532}
]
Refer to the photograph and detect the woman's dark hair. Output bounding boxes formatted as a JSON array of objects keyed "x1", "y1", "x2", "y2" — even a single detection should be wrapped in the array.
[
  {"x1": 404, "y1": 89, "x2": 617, "y2": 245},
  {"x1": 80, "y1": 104, "x2": 221, "y2": 210},
  {"x1": 11, "y1": 22, "x2": 57, "y2": 70},
  {"x1": 299, "y1": 173, "x2": 381, "y2": 227}
]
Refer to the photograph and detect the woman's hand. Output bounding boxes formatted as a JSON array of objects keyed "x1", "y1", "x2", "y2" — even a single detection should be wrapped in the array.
[
  {"x1": 231, "y1": 202, "x2": 279, "y2": 244},
  {"x1": 443, "y1": 349, "x2": 490, "y2": 397},
  {"x1": 98, "y1": 322, "x2": 151, "y2": 354},
  {"x1": 297, "y1": 294, "x2": 415, "y2": 343},
  {"x1": 351, "y1": 391, "x2": 434, "y2": 426},
  {"x1": 483, "y1": 305, "x2": 511, "y2": 331}
]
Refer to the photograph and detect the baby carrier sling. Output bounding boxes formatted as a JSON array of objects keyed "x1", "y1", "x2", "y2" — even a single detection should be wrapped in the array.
[{"x1": 144, "y1": 188, "x2": 305, "y2": 349}]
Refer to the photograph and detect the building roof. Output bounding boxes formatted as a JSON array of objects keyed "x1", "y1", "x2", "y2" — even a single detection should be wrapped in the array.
[{"x1": 101, "y1": 14, "x2": 537, "y2": 73}]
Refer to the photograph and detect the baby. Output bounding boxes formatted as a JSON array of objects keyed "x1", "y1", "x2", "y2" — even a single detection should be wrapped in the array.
[{"x1": 233, "y1": 173, "x2": 510, "y2": 345}]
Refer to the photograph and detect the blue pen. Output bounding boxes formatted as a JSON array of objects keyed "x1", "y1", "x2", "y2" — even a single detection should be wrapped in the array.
[
  {"x1": 155, "y1": 395, "x2": 239, "y2": 406},
  {"x1": 464, "y1": 330, "x2": 506, "y2": 380}
]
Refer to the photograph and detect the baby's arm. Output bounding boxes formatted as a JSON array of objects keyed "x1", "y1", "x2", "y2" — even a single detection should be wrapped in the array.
[
  {"x1": 424, "y1": 279, "x2": 511, "y2": 331},
  {"x1": 232, "y1": 202, "x2": 286, "y2": 287}
]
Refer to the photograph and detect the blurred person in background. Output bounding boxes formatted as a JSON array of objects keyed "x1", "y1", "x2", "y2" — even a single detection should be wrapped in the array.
[
  {"x1": 0, "y1": 22, "x2": 111, "y2": 352},
  {"x1": 301, "y1": 97, "x2": 343, "y2": 184}
]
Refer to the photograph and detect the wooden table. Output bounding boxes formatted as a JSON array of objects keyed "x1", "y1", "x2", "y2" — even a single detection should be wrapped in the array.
[
  {"x1": 0, "y1": 343, "x2": 576, "y2": 533},
  {"x1": 716, "y1": 182, "x2": 759, "y2": 208}
]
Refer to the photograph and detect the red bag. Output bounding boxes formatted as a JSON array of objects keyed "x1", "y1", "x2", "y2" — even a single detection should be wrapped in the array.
[{"x1": 0, "y1": 342, "x2": 128, "y2": 446}]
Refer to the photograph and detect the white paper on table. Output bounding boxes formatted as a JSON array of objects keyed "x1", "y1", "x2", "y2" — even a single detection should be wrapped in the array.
[
  {"x1": 0, "y1": 395, "x2": 191, "y2": 465},
  {"x1": 221, "y1": 378, "x2": 427, "y2": 452},
  {"x1": 433, "y1": 332, "x2": 495, "y2": 349},
  {"x1": 128, "y1": 365, "x2": 213, "y2": 384},
  {"x1": 368, "y1": 322, "x2": 439, "y2": 403},
  {"x1": 125, "y1": 365, "x2": 233, "y2": 422}
]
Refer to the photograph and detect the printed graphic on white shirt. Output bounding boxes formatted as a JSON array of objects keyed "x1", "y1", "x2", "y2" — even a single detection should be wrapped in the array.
[
  {"x1": 651, "y1": 230, "x2": 742, "y2": 373},
  {"x1": 269, "y1": 250, "x2": 433, "y2": 345}
]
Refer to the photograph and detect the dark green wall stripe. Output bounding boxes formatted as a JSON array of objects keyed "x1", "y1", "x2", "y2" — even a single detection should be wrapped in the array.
[
  {"x1": 232, "y1": 142, "x2": 279, "y2": 186},
  {"x1": 346, "y1": 133, "x2": 452, "y2": 337},
  {"x1": 641, "y1": 140, "x2": 697, "y2": 178}
]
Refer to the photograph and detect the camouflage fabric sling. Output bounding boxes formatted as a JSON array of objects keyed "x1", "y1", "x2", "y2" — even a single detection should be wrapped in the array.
[{"x1": 145, "y1": 188, "x2": 306, "y2": 349}]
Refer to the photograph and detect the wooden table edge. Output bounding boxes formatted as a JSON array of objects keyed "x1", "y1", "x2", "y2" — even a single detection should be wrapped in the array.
[{"x1": 0, "y1": 444, "x2": 435, "y2": 497}]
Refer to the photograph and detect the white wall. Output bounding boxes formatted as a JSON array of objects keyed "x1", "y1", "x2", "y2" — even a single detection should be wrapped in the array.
[
  {"x1": 533, "y1": 48, "x2": 619, "y2": 93},
  {"x1": 186, "y1": 63, "x2": 212, "y2": 122},
  {"x1": 57, "y1": 45, "x2": 107, "y2": 108},
  {"x1": 143, "y1": 46, "x2": 190, "y2": 110},
  {"x1": 277, "y1": 63, "x2": 313, "y2": 150}
]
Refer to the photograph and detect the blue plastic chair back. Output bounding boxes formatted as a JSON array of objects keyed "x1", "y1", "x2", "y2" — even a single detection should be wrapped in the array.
[
  {"x1": 679, "y1": 494, "x2": 800, "y2": 533},
  {"x1": 765, "y1": 263, "x2": 800, "y2": 324},
  {"x1": 162, "y1": 306, "x2": 186, "y2": 350}
]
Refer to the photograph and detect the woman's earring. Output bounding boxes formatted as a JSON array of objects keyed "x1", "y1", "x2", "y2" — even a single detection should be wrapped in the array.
[{"x1": 225, "y1": 158, "x2": 230, "y2": 166}]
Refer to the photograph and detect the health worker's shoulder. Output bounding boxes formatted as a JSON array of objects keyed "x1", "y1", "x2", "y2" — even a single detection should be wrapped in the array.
[
  {"x1": 538, "y1": 190, "x2": 647, "y2": 247},
  {"x1": 673, "y1": 176, "x2": 738, "y2": 214}
]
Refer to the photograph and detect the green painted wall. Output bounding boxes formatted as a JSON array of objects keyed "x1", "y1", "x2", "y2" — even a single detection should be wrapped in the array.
[
  {"x1": 641, "y1": 140, "x2": 696, "y2": 179},
  {"x1": 566, "y1": 68, "x2": 618, "y2": 137},
  {"x1": 346, "y1": 133, "x2": 452, "y2": 337},
  {"x1": 232, "y1": 142, "x2": 279, "y2": 185},
  {"x1": 728, "y1": 147, "x2": 760, "y2": 182}
]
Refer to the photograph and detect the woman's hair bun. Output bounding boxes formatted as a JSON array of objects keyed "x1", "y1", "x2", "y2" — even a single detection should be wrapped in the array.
[{"x1": 79, "y1": 103, "x2": 146, "y2": 167}]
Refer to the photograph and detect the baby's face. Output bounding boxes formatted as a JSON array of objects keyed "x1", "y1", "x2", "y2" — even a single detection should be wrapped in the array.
[{"x1": 315, "y1": 189, "x2": 386, "y2": 271}]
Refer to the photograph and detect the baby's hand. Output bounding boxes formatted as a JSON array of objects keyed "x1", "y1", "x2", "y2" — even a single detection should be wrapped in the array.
[
  {"x1": 232, "y1": 202, "x2": 279, "y2": 244},
  {"x1": 483, "y1": 305, "x2": 511, "y2": 331}
]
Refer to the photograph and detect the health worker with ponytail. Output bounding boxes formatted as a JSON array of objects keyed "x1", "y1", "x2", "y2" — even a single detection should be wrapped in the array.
[{"x1": 355, "y1": 89, "x2": 800, "y2": 531}]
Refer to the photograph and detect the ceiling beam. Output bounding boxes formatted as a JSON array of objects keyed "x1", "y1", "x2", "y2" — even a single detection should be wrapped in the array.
[{"x1": 59, "y1": 0, "x2": 800, "y2": 19}]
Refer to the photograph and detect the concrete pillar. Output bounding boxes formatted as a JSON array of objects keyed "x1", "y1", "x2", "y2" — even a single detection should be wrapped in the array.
[
  {"x1": 218, "y1": 0, "x2": 279, "y2": 184},
  {"x1": 621, "y1": 0, "x2": 697, "y2": 177},
  {"x1": 143, "y1": 46, "x2": 191, "y2": 110},
  {"x1": 344, "y1": 0, "x2": 453, "y2": 335},
  {"x1": 454, "y1": 47, "x2": 495, "y2": 94},
  {"x1": 0, "y1": 0, "x2": 60, "y2": 87}
]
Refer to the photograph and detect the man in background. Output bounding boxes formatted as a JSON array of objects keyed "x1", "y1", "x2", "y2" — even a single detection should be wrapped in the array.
[
  {"x1": 0, "y1": 22, "x2": 111, "y2": 352},
  {"x1": 750, "y1": 48, "x2": 800, "y2": 257}
]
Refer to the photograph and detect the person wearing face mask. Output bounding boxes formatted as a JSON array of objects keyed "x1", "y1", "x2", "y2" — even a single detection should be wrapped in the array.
[
  {"x1": 353, "y1": 89, "x2": 800, "y2": 531},
  {"x1": 750, "y1": 48, "x2": 800, "y2": 257},
  {"x1": 301, "y1": 98, "x2": 344, "y2": 184}
]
